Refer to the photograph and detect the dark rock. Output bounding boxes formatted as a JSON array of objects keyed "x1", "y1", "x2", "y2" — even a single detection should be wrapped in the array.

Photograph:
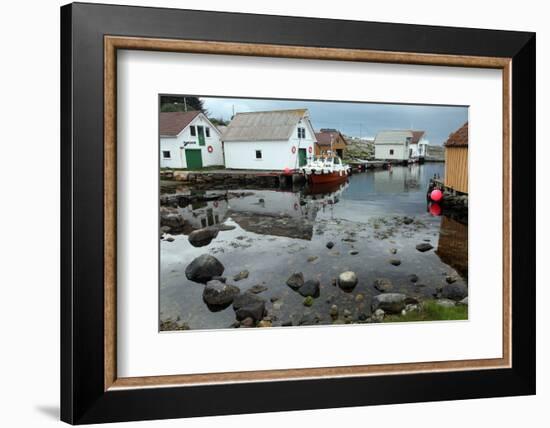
[
  {"x1": 298, "y1": 279, "x2": 320, "y2": 298},
  {"x1": 164, "y1": 236, "x2": 175, "y2": 242},
  {"x1": 389, "y1": 259, "x2": 401, "y2": 266},
  {"x1": 188, "y1": 227, "x2": 219, "y2": 247},
  {"x1": 371, "y1": 293, "x2": 407, "y2": 314},
  {"x1": 307, "y1": 256, "x2": 319, "y2": 263},
  {"x1": 358, "y1": 312, "x2": 368, "y2": 321},
  {"x1": 416, "y1": 243, "x2": 434, "y2": 252},
  {"x1": 211, "y1": 276, "x2": 226, "y2": 283},
  {"x1": 445, "y1": 275, "x2": 457, "y2": 284},
  {"x1": 403, "y1": 216, "x2": 414, "y2": 225},
  {"x1": 373, "y1": 278, "x2": 393, "y2": 293},
  {"x1": 160, "y1": 212, "x2": 185, "y2": 232},
  {"x1": 408, "y1": 274, "x2": 419, "y2": 283},
  {"x1": 282, "y1": 321, "x2": 293, "y2": 327},
  {"x1": 326, "y1": 241, "x2": 335, "y2": 249},
  {"x1": 349, "y1": 250, "x2": 359, "y2": 255},
  {"x1": 233, "y1": 270, "x2": 249, "y2": 282},
  {"x1": 286, "y1": 272, "x2": 305, "y2": 290},
  {"x1": 202, "y1": 281, "x2": 240, "y2": 307},
  {"x1": 247, "y1": 284, "x2": 268, "y2": 294},
  {"x1": 233, "y1": 293, "x2": 266, "y2": 321},
  {"x1": 441, "y1": 283, "x2": 468, "y2": 301},
  {"x1": 240, "y1": 317, "x2": 255, "y2": 327},
  {"x1": 185, "y1": 254, "x2": 225, "y2": 283},
  {"x1": 338, "y1": 271, "x2": 358, "y2": 291}
]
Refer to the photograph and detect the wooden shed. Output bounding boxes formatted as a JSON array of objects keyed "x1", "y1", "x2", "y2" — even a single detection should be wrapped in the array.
[{"x1": 444, "y1": 122, "x2": 468, "y2": 194}]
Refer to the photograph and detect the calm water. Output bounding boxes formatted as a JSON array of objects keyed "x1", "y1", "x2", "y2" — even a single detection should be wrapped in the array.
[{"x1": 160, "y1": 163, "x2": 467, "y2": 330}]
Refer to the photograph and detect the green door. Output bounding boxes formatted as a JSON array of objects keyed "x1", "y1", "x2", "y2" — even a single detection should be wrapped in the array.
[
  {"x1": 197, "y1": 126, "x2": 205, "y2": 146},
  {"x1": 298, "y1": 148, "x2": 307, "y2": 167},
  {"x1": 185, "y1": 149, "x2": 203, "y2": 169}
]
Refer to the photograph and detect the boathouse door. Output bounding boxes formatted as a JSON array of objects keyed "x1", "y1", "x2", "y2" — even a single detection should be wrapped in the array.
[
  {"x1": 298, "y1": 148, "x2": 307, "y2": 166},
  {"x1": 185, "y1": 149, "x2": 203, "y2": 169},
  {"x1": 197, "y1": 126, "x2": 206, "y2": 146}
]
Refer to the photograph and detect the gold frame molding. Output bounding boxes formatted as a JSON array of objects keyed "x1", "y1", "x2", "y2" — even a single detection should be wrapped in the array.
[{"x1": 104, "y1": 36, "x2": 512, "y2": 391}]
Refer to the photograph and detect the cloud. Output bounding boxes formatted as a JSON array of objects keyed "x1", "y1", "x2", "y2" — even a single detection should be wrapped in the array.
[{"x1": 202, "y1": 96, "x2": 468, "y2": 145}]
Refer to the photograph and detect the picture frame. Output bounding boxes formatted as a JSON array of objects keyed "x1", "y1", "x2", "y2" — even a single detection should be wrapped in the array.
[{"x1": 61, "y1": 2, "x2": 536, "y2": 424}]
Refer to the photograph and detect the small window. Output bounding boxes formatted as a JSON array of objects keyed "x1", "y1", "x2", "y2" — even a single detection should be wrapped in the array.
[
  {"x1": 389, "y1": 149, "x2": 394, "y2": 155},
  {"x1": 190, "y1": 126, "x2": 196, "y2": 136},
  {"x1": 255, "y1": 150, "x2": 262, "y2": 159},
  {"x1": 162, "y1": 150, "x2": 171, "y2": 159},
  {"x1": 205, "y1": 127, "x2": 210, "y2": 137},
  {"x1": 297, "y1": 127, "x2": 305, "y2": 139}
]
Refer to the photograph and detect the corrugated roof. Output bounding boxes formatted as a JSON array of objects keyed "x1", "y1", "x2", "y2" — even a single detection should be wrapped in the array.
[
  {"x1": 374, "y1": 130, "x2": 413, "y2": 145},
  {"x1": 222, "y1": 109, "x2": 308, "y2": 142},
  {"x1": 445, "y1": 122, "x2": 468, "y2": 147},
  {"x1": 160, "y1": 111, "x2": 201, "y2": 136}
]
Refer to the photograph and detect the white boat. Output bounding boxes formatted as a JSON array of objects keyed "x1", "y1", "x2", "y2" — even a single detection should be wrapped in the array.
[{"x1": 301, "y1": 155, "x2": 350, "y2": 185}]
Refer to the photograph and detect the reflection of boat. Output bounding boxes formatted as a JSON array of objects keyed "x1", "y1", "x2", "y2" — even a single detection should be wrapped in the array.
[
  {"x1": 304, "y1": 180, "x2": 348, "y2": 196},
  {"x1": 301, "y1": 155, "x2": 350, "y2": 185}
]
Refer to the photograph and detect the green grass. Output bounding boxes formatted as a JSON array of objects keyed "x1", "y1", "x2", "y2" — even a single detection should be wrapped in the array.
[{"x1": 384, "y1": 300, "x2": 468, "y2": 323}]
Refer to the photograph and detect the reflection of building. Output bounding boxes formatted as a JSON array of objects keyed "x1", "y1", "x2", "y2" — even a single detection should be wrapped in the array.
[
  {"x1": 436, "y1": 216, "x2": 468, "y2": 278},
  {"x1": 176, "y1": 199, "x2": 229, "y2": 232},
  {"x1": 222, "y1": 109, "x2": 316, "y2": 170},
  {"x1": 373, "y1": 165, "x2": 421, "y2": 193},
  {"x1": 374, "y1": 130, "x2": 413, "y2": 161},
  {"x1": 160, "y1": 111, "x2": 224, "y2": 169},
  {"x1": 444, "y1": 122, "x2": 468, "y2": 194},
  {"x1": 314, "y1": 129, "x2": 347, "y2": 158}
]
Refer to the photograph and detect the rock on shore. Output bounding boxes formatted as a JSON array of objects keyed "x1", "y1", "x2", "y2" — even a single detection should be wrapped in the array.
[
  {"x1": 440, "y1": 283, "x2": 468, "y2": 301},
  {"x1": 298, "y1": 279, "x2": 320, "y2": 298},
  {"x1": 286, "y1": 272, "x2": 305, "y2": 290},
  {"x1": 202, "y1": 281, "x2": 240, "y2": 307},
  {"x1": 371, "y1": 293, "x2": 407, "y2": 314},
  {"x1": 338, "y1": 271, "x2": 358, "y2": 291},
  {"x1": 188, "y1": 227, "x2": 219, "y2": 247},
  {"x1": 233, "y1": 293, "x2": 266, "y2": 321},
  {"x1": 416, "y1": 243, "x2": 434, "y2": 252},
  {"x1": 185, "y1": 254, "x2": 225, "y2": 283},
  {"x1": 373, "y1": 278, "x2": 393, "y2": 293}
]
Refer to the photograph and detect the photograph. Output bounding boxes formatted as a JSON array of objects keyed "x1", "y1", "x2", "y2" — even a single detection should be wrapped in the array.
[{"x1": 159, "y1": 95, "x2": 469, "y2": 331}]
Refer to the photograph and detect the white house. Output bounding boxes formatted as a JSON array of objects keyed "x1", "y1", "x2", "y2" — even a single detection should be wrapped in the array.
[
  {"x1": 222, "y1": 109, "x2": 317, "y2": 171},
  {"x1": 374, "y1": 130, "x2": 413, "y2": 162},
  {"x1": 160, "y1": 111, "x2": 224, "y2": 169},
  {"x1": 409, "y1": 130, "x2": 429, "y2": 160}
]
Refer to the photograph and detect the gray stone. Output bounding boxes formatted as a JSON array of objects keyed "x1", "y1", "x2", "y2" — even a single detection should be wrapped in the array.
[
  {"x1": 307, "y1": 256, "x2": 319, "y2": 263},
  {"x1": 373, "y1": 278, "x2": 393, "y2": 293},
  {"x1": 185, "y1": 254, "x2": 225, "y2": 284},
  {"x1": 371, "y1": 308, "x2": 385, "y2": 322},
  {"x1": 389, "y1": 248, "x2": 398, "y2": 254},
  {"x1": 371, "y1": 293, "x2": 407, "y2": 314},
  {"x1": 435, "y1": 298, "x2": 456, "y2": 308},
  {"x1": 441, "y1": 283, "x2": 468, "y2": 301},
  {"x1": 445, "y1": 275, "x2": 457, "y2": 284},
  {"x1": 408, "y1": 274, "x2": 419, "y2": 283},
  {"x1": 233, "y1": 270, "x2": 249, "y2": 282},
  {"x1": 338, "y1": 271, "x2": 358, "y2": 291},
  {"x1": 329, "y1": 305, "x2": 339, "y2": 317},
  {"x1": 416, "y1": 243, "x2": 434, "y2": 252},
  {"x1": 458, "y1": 297, "x2": 469, "y2": 306},
  {"x1": 202, "y1": 281, "x2": 240, "y2": 307},
  {"x1": 286, "y1": 272, "x2": 304, "y2": 290},
  {"x1": 349, "y1": 250, "x2": 359, "y2": 255},
  {"x1": 298, "y1": 279, "x2": 320, "y2": 298},
  {"x1": 389, "y1": 259, "x2": 401, "y2": 266},
  {"x1": 403, "y1": 216, "x2": 414, "y2": 225},
  {"x1": 233, "y1": 293, "x2": 266, "y2": 322},
  {"x1": 188, "y1": 227, "x2": 219, "y2": 247},
  {"x1": 326, "y1": 241, "x2": 335, "y2": 249},
  {"x1": 247, "y1": 284, "x2": 268, "y2": 294}
]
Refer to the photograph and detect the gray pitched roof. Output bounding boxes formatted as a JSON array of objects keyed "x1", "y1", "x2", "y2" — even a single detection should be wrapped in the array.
[
  {"x1": 222, "y1": 109, "x2": 308, "y2": 142},
  {"x1": 374, "y1": 130, "x2": 413, "y2": 145}
]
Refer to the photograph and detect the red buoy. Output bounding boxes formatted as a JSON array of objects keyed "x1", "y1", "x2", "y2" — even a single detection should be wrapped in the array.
[
  {"x1": 429, "y1": 203, "x2": 442, "y2": 216},
  {"x1": 283, "y1": 167, "x2": 291, "y2": 175},
  {"x1": 430, "y1": 189, "x2": 443, "y2": 202}
]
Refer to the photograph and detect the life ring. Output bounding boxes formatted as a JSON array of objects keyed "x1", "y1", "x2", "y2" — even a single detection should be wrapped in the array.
[
  {"x1": 308, "y1": 146, "x2": 312, "y2": 153},
  {"x1": 207, "y1": 145, "x2": 213, "y2": 153},
  {"x1": 291, "y1": 146, "x2": 296, "y2": 154}
]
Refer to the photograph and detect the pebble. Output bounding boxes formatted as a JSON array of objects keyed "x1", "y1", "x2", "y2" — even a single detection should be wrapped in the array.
[
  {"x1": 389, "y1": 259, "x2": 401, "y2": 266},
  {"x1": 355, "y1": 294, "x2": 364, "y2": 303},
  {"x1": 389, "y1": 248, "x2": 398, "y2": 254},
  {"x1": 329, "y1": 305, "x2": 339, "y2": 317},
  {"x1": 326, "y1": 241, "x2": 335, "y2": 249},
  {"x1": 257, "y1": 320, "x2": 272, "y2": 328},
  {"x1": 349, "y1": 250, "x2": 359, "y2": 255},
  {"x1": 307, "y1": 256, "x2": 319, "y2": 263},
  {"x1": 303, "y1": 296, "x2": 314, "y2": 307}
]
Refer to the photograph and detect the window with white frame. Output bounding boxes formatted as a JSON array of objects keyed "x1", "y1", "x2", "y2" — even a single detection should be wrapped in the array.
[
  {"x1": 205, "y1": 127, "x2": 210, "y2": 137},
  {"x1": 297, "y1": 127, "x2": 306, "y2": 139}
]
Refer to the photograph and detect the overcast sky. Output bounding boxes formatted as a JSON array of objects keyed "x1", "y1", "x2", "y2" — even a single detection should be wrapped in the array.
[{"x1": 201, "y1": 96, "x2": 468, "y2": 146}]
